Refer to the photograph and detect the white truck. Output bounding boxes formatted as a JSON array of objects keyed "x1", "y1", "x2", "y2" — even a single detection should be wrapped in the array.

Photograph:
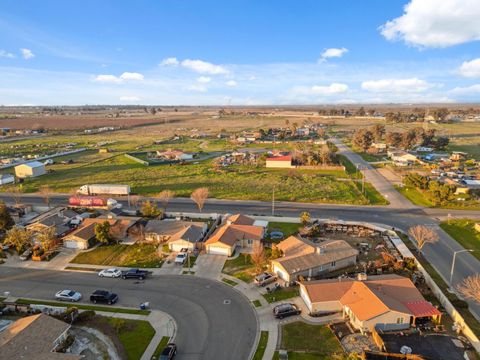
[{"x1": 77, "y1": 184, "x2": 131, "y2": 196}]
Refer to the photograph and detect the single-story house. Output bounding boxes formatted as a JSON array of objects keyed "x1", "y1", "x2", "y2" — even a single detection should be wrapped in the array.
[
  {"x1": 0, "y1": 173, "x2": 14, "y2": 185},
  {"x1": 27, "y1": 208, "x2": 79, "y2": 238},
  {"x1": 156, "y1": 149, "x2": 195, "y2": 161},
  {"x1": 14, "y1": 161, "x2": 47, "y2": 178},
  {"x1": 0, "y1": 313, "x2": 80, "y2": 359},
  {"x1": 205, "y1": 218, "x2": 264, "y2": 256},
  {"x1": 387, "y1": 150, "x2": 419, "y2": 166},
  {"x1": 371, "y1": 142, "x2": 387, "y2": 151},
  {"x1": 296, "y1": 128, "x2": 310, "y2": 136},
  {"x1": 266, "y1": 154, "x2": 293, "y2": 168},
  {"x1": 271, "y1": 236, "x2": 358, "y2": 282},
  {"x1": 300, "y1": 274, "x2": 442, "y2": 333},
  {"x1": 144, "y1": 219, "x2": 207, "y2": 251}
]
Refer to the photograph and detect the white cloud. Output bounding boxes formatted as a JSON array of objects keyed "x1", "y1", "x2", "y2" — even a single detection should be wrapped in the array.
[
  {"x1": 20, "y1": 48, "x2": 34, "y2": 59},
  {"x1": 380, "y1": 0, "x2": 480, "y2": 48},
  {"x1": 0, "y1": 50, "x2": 15, "y2": 58},
  {"x1": 181, "y1": 59, "x2": 229, "y2": 74},
  {"x1": 450, "y1": 84, "x2": 480, "y2": 94},
  {"x1": 187, "y1": 84, "x2": 208, "y2": 92},
  {"x1": 160, "y1": 57, "x2": 179, "y2": 66},
  {"x1": 226, "y1": 80, "x2": 237, "y2": 87},
  {"x1": 294, "y1": 83, "x2": 349, "y2": 95},
  {"x1": 320, "y1": 47, "x2": 348, "y2": 61},
  {"x1": 197, "y1": 76, "x2": 211, "y2": 83},
  {"x1": 458, "y1": 59, "x2": 480, "y2": 78},
  {"x1": 93, "y1": 72, "x2": 144, "y2": 84},
  {"x1": 120, "y1": 96, "x2": 140, "y2": 102},
  {"x1": 119, "y1": 72, "x2": 144, "y2": 81},
  {"x1": 249, "y1": 75, "x2": 256, "y2": 81},
  {"x1": 361, "y1": 78, "x2": 433, "y2": 92}
]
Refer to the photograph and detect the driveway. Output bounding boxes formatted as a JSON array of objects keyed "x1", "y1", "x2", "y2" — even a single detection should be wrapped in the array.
[
  {"x1": 194, "y1": 254, "x2": 226, "y2": 279},
  {"x1": 2, "y1": 248, "x2": 79, "y2": 271}
]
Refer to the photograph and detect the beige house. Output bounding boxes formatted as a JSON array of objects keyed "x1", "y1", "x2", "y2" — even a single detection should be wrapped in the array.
[
  {"x1": 387, "y1": 150, "x2": 418, "y2": 166},
  {"x1": 265, "y1": 154, "x2": 293, "y2": 168},
  {"x1": 300, "y1": 274, "x2": 442, "y2": 333},
  {"x1": 205, "y1": 215, "x2": 264, "y2": 256},
  {"x1": 14, "y1": 161, "x2": 46, "y2": 178},
  {"x1": 144, "y1": 219, "x2": 207, "y2": 251},
  {"x1": 271, "y1": 236, "x2": 358, "y2": 282},
  {"x1": 0, "y1": 313, "x2": 80, "y2": 359}
]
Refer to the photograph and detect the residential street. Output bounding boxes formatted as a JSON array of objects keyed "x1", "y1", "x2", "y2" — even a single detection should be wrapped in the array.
[{"x1": 0, "y1": 267, "x2": 258, "y2": 360}]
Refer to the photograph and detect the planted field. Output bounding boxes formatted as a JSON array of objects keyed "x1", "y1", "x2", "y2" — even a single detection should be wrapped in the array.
[{"x1": 71, "y1": 244, "x2": 163, "y2": 268}]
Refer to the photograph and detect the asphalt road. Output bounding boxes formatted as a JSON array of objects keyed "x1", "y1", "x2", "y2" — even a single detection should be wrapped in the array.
[{"x1": 0, "y1": 267, "x2": 258, "y2": 360}]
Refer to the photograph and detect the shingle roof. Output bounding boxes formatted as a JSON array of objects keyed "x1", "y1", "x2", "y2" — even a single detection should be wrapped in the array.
[
  {"x1": 227, "y1": 214, "x2": 255, "y2": 226},
  {"x1": 144, "y1": 220, "x2": 204, "y2": 236},
  {"x1": 205, "y1": 224, "x2": 263, "y2": 247},
  {"x1": 274, "y1": 236, "x2": 358, "y2": 274},
  {"x1": 168, "y1": 224, "x2": 204, "y2": 244}
]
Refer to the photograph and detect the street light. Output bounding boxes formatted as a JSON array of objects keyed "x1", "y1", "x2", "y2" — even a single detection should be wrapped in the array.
[{"x1": 449, "y1": 249, "x2": 475, "y2": 288}]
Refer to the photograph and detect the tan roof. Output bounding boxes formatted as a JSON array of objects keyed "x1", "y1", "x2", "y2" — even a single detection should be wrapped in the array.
[
  {"x1": 0, "y1": 313, "x2": 80, "y2": 359},
  {"x1": 227, "y1": 214, "x2": 255, "y2": 226},
  {"x1": 205, "y1": 224, "x2": 263, "y2": 247},
  {"x1": 302, "y1": 274, "x2": 434, "y2": 321},
  {"x1": 274, "y1": 237, "x2": 358, "y2": 274}
]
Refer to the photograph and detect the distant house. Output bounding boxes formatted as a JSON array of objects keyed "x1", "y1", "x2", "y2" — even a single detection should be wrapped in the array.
[
  {"x1": 0, "y1": 313, "x2": 80, "y2": 359},
  {"x1": 266, "y1": 154, "x2": 293, "y2": 168},
  {"x1": 205, "y1": 215, "x2": 264, "y2": 256},
  {"x1": 144, "y1": 219, "x2": 207, "y2": 251},
  {"x1": 155, "y1": 149, "x2": 195, "y2": 161},
  {"x1": 296, "y1": 128, "x2": 310, "y2": 136},
  {"x1": 0, "y1": 173, "x2": 14, "y2": 185},
  {"x1": 300, "y1": 274, "x2": 442, "y2": 333},
  {"x1": 371, "y1": 142, "x2": 387, "y2": 151},
  {"x1": 450, "y1": 151, "x2": 468, "y2": 161},
  {"x1": 271, "y1": 236, "x2": 358, "y2": 282},
  {"x1": 14, "y1": 161, "x2": 46, "y2": 178},
  {"x1": 387, "y1": 150, "x2": 418, "y2": 166}
]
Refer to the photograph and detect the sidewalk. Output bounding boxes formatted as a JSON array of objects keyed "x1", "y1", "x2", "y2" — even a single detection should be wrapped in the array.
[{"x1": 96, "y1": 309, "x2": 176, "y2": 360}]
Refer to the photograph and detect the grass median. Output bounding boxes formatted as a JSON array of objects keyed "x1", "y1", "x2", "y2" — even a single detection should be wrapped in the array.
[{"x1": 252, "y1": 331, "x2": 269, "y2": 360}]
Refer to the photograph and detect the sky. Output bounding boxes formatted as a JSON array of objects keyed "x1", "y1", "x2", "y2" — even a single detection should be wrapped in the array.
[{"x1": 1, "y1": 0, "x2": 480, "y2": 105}]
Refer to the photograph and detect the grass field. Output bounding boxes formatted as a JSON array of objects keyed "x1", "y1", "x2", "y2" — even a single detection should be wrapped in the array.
[
  {"x1": 440, "y1": 219, "x2": 480, "y2": 261},
  {"x1": 396, "y1": 185, "x2": 480, "y2": 210},
  {"x1": 71, "y1": 244, "x2": 163, "y2": 268},
  {"x1": 281, "y1": 322, "x2": 343, "y2": 358},
  {"x1": 267, "y1": 222, "x2": 301, "y2": 241},
  {"x1": 222, "y1": 254, "x2": 255, "y2": 283},
  {"x1": 263, "y1": 287, "x2": 299, "y2": 303}
]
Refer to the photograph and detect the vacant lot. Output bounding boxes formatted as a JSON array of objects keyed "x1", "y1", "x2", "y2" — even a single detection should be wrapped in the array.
[{"x1": 71, "y1": 244, "x2": 163, "y2": 268}]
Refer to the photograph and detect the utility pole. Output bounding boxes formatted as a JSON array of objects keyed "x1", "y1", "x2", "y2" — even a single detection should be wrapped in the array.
[{"x1": 272, "y1": 186, "x2": 275, "y2": 216}]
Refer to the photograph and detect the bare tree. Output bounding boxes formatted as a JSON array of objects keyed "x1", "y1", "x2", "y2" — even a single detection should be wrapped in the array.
[
  {"x1": 190, "y1": 187, "x2": 209, "y2": 212},
  {"x1": 157, "y1": 190, "x2": 175, "y2": 212},
  {"x1": 129, "y1": 195, "x2": 141, "y2": 209},
  {"x1": 457, "y1": 274, "x2": 480, "y2": 303},
  {"x1": 251, "y1": 242, "x2": 267, "y2": 274},
  {"x1": 408, "y1": 225, "x2": 439, "y2": 254},
  {"x1": 11, "y1": 186, "x2": 23, "y2": 206},
  {"x1": 39, "y1": 185, "x2": 52, "y2": 208},
  {"x1": 37, "y1": 227, "x2": 57, "y2": 252},
  {"x1": 109, "y1": 222, "x2": 129, "y2": 244}
]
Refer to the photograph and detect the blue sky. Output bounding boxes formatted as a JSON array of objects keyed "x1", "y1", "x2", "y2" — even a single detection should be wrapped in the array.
[{"x1": 1, "y1": 0, "x2": 480, "y2": 105}]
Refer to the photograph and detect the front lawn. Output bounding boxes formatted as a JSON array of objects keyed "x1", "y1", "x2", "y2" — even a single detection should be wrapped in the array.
[
  {"x1": 222, "y1": 253, "x2": 256, "y2": 282},
  {"x1": 440, "y1": 219, "x2": 480, "y2": 261},
  {"x1": 281, "y1": 322, "x2": 343, "y2": 357},
  {"x1": 262, "y1": 287, "x2": 299, "y2": 303},
  {"x1": 108, "y1": 318, "x2": 155, "y2": 360},
  {"x1": 71, "y1": 244, "x2": 163, "y2": 268}
]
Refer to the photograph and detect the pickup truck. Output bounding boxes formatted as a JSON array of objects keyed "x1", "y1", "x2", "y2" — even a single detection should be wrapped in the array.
[{"x1": 121, "y1": 268, "x2": 152, "y2": 280}]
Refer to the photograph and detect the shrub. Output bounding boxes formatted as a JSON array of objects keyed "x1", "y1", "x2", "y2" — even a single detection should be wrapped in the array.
[{"x1": 76, "y1": 310, "x2": 96, "y2": 323}]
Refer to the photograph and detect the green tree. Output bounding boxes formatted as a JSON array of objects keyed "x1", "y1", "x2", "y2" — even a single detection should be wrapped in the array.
[
  {"x1": 4, "y1": 226, "x2": 32, "y2": 253},
  {"x1": 300, "y1": 211, "x2": 311, "y2": 226},
  {"x1": 270, "y1": 244, "x2": 283, "y2": 260},
  {"x1": 434, "y1": 136, "x2": 449, "y2": 150},
  {"x1": 0, "y1": 201, "x2": 14, "y2": 232},
  {"x1": 36, "y1": 227, "x2": 56, "y2": 252},
  {"x1": 141, "y1": 200, "x2": 162, "y2": 218},
  {"x1": 95, "y1": 221, "x2": 112, "y2": 244}
]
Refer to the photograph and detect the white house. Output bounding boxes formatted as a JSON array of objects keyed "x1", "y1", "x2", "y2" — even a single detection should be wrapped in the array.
[{"x1": 14, "y1": 161, "x2": 46, "y2": 178}]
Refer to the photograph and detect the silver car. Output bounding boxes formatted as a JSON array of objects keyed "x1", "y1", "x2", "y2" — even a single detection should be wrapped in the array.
[
  {"x1": 98, "y1": 268, "x2": 122, "y2": 278},
  {"x1": 55, "y1": 289, "x2": 82, "y2": 302}
]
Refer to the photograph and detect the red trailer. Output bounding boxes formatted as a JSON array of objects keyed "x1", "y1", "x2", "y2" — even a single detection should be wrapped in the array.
[{"x1": 68, "y1": 196, "x2": 118, "y2": 209}]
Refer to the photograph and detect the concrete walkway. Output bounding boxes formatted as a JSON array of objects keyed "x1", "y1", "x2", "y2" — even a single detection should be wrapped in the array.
[{"x1": 95, "y1": 309, "x2": 176, "y2": 360}]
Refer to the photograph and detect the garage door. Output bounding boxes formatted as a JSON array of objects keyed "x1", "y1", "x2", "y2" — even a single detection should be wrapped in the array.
[
  {"x1": 63, "y1": 240, "x2": 86, "y2": 249},
  {"x1": 170, "y1": 243, "x2": 193, "y2": 252},
  {"x1": 207, "y1": 245, "x2": 231, "y2": 256}
]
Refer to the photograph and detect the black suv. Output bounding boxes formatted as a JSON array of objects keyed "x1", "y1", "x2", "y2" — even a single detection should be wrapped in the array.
[
  {"x1": 273, "y1": 303, "x2": 301, "y2": 319},
  {"x1": 90, "y1": 290, "x2": 119, "y2": 305},
  {"x1": 159, "y1": 343, "x2": 177, "y2": 360}
]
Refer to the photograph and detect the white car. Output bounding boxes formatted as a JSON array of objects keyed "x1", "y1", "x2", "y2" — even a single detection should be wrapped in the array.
[
  {"x1": 98, "y1": 268, "x2": 122, "y2": 278},
  {"x1": 55, "y1": 289, "x2": 82, "y2": 302},
  {"x1": 174, "y1": 252, "x2": 188, "y2": 265}
]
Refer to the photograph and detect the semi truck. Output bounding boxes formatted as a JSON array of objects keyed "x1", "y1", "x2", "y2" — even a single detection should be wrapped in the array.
[
  {"x1": 77, "y1": 184, "x2": 130, "y2": 196},
  {"x1": 68, "y1": 196, "x2": 119, "y2": 209}
]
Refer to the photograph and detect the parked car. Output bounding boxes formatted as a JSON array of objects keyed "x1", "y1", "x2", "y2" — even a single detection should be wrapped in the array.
[
  {"x1": 90, "y1": 290, "x2": 118, "y2": 305},
  {"x1": 273, "y1": 303, "x2": 301, "y2": 319},
  {"x1": 159, "y1": 343, "x2": 177, "y2": 360},
  {"x1": 55, "y1": 289, "x2": 82, "y2": 302},
  {"x1": 19, "y1": 248, "x2": 32, "y2": 261},
  {"x1": 254, "y1": 272, "x2": 277, "y2": 287},
  {"x1": 121, "y1": 268, "x2": 151, "y2": 280},
  {"x1": 270, "y1": 231, "x2": 284, "y2": 240},
  {"x1": 174, "y1": 252, "x2": 188, "y2": 265},
  {"x1": 98, "y1": 268, "x2": 122, "y2": 278}
]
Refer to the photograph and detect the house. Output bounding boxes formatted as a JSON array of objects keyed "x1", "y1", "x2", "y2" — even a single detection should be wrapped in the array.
[
  {"x1": 144, "y1": 219, "x2": 207, "y2": 251},
  {"x1": 299, "y1": 274, "x2": 442, "y2": 334},
  {"x1": 27, "y1": 208, "x2": 79, "y2": 238},
  {"x1": 266, "y1": 154, "x2": 293, "y2": 168},
  {"x1": 0, "y1": 173, "x2": 14, "y2": 185},
  {"x1": 387, "y1": 150, "x2": 418, "y2": 166},
  {"x1": 236, "y1": 131, "x2": 259, "y2": 143},
  {"x1": 15, "y1": 161, "x2": 47, "y2": 178},
  {"x1": 450, "y1": 151, "x2": 468, "y2": 161},
  {"x1": 205, "y1": 215, "x2": 264, "y2": 256},
  {"x1": 156, "y1": 149, "x2": 195, "y2": 161},
  {"x1": 371, "y1": 143, "x2": 387, "y2": 151},
  {"x1": 296, "y1": 128, "x2": 310, "y2": 137},
  {"x1": 271, "y1": 236, "x2": 358, "y2": 282},
  {"x1": 0, "y1": 313, "x2": 80, "y2": 359}
]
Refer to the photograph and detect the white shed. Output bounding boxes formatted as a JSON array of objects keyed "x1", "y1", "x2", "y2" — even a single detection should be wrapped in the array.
[{"x1": 15, "y1": 161, "x2": 47, "y2": 178}]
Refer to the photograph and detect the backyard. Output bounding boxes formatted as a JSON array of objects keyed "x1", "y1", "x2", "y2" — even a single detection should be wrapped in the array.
[{"x1": 71, "y1": 243, "x2": 163, "y2": 268}]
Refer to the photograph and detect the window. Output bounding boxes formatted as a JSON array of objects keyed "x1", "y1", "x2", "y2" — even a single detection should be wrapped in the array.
[
  {"x1": 397, "y1": 318, "x2": 404, "y2": 324},
  {"x1": 331, "y1": 261, "x2": 336, "y2": 267},
  {"x1": 247, "y1": 239, "x2": 253, "y2": 245}
]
